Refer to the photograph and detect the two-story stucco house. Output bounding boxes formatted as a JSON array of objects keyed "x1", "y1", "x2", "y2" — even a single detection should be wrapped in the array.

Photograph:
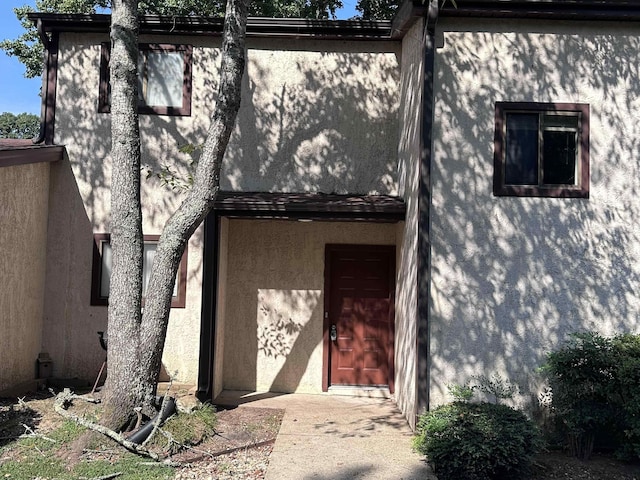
[{"x1": 2, "y1": 0, "x2": 640, "y2": 428}]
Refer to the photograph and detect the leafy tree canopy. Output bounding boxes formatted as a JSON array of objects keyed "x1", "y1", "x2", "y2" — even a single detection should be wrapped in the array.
[
  {"x1": 0, "y1": 112, "x2": 40, "y2": 139},
  {"x1": 2, "y1": 0, "x2": 399, "y2": 79},
  {"x1": 356, "y1": 0, "x2": 399, "y2": 20}
]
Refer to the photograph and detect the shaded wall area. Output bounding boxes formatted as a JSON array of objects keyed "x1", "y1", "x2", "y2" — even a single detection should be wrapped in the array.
[
  {"x1": 430, "y1": 19, "x2": 640, "y2": 408},
  {"x1": 0, "y1": 162, "x2": 50, "y2": 395},
  {"x1": 219, "y1": 219, "x2": 398, "y2": 394},
  {"x1": 395, "y1": 17, "x2": 424, "y2": 429}
]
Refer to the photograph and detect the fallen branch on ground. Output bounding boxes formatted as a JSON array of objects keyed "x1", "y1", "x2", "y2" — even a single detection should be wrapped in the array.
[
  {"x1": 138, "y1": 459, "x2": 184, "y2": 467},
  {"x1": 83, "y1": 472, "x2": 123, "y2": 480},
  {"x1": 53, "y1": 388, "x2": 159, "y2": 461},
  {"x1": 21, "y1": 423, "x2": 56, "y2": 443},
  {"x1": 49, "y1": 388, "x2": 101, "y2": 404}
]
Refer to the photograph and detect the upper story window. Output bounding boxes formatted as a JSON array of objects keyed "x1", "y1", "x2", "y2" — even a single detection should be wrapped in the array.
[
  {"x1": 91, "y1": 234, "x2": 188, "y2": 308},
  {"x1": 99, "y1": 43, "x2": 193, "y2": 116},
  {"x1": 493, "y1": 102, "x2": 589, "y2": 198}
]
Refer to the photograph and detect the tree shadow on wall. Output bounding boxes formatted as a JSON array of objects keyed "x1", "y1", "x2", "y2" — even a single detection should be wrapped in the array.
[
  {"x1": 428, "y1": 22, "x2": 640, "y2": 405},
  {"x1": 222, "y1": 39, "x2": 400, "y2": 195}
]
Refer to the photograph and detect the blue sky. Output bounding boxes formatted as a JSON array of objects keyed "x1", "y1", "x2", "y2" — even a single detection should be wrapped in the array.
[
  {"x1": 0, "y1": 0, "x2": 358, "y2": 115},
  {"x1": 0, "y1": 0, "x2": 40, "y2": 114}
]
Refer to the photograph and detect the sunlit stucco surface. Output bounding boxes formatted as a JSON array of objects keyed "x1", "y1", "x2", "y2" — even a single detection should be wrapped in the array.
[
  {"x1": 430, "y1": 19, "x2": 640, "y2": 408},
  {"x1": 0, "y1": 162, "x2": 49, "y2": 394},
  {"x1": 47, "y1": 32, "x2": 401, "y2": 385}
]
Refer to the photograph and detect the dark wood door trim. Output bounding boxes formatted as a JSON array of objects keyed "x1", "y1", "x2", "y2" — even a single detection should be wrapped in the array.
[{"x1": 322, "y1": 244, "x2": 396, "y2": 393}]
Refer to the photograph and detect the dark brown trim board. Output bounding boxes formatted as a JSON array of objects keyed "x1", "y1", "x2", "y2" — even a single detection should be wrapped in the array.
[
  {"x1": 91, "y1": 233, "x2": 188, "y2": 308},
  {"x1": 441, "y1": 0, "x2": 640, "y2": 22},
  {"x1": 29, "y1": 13, "x2": 394, "y2": 40},
  {"x1": 0, "y1": 144, "x2": 65, "y2": 167},
  {"x1": 197, "y1": 212, "x2": 220, "y2": 401},
  {"x1": 416, "y1": 0, "x2": 439, "y2": 418},
  {"x1": 44, "y1": 32, "x2": 59, "y2": 145}
]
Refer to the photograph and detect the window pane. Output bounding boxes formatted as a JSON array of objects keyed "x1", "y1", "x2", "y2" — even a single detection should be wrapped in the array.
[
  {"x1": 100, "y1": 242, "x2": 112, "y2": 298},
  {"x1": 543, "y1": 130, "x2": 577, "y2": 185},
  {"x1": 542, "y1": 114, "x2": 579, "y2": 130},
  {"x1": 505, "y1": 113, "x2": 538, "y2": 185},
  {"x1": 99, "y1": 241, "x2": 178, "y2": 300},
  {"x1": 142, "y1": 243, "x2": 157, "y2": 297},
  {"x1": 141, "y1": 243, "x2": 178, "y2": 297},
  {"x1": 143, "y1": 51, "x2": 183, "y2": 107}
]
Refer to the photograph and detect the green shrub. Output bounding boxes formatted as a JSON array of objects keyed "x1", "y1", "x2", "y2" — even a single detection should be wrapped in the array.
[
  {"x1": 541, "y1": 332, "x2": 615, "y2": 459},
  {"x1": 413, "y1": 402, "x2": 541, "y2": 480},
  {"x1": 542, "y1": 331, "x2": 640, "y2": 460},
  {"x1": 610, "y1": 333, "x2": 640, "y2": 459}
]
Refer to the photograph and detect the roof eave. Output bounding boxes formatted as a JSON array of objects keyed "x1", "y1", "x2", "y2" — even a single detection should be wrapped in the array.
[
  {"x1": 0, "y1": 144, "x2": 65, "y2": 168},
  {"x1": 27, "y1": 13, "x2": 394, "y2": 40},
  {"x1": 441, "y1": 0, "x2": 640, "y2": 21}
]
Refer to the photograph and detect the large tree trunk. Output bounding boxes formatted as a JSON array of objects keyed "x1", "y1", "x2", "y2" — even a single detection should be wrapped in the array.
[
  {"x1": 102, "y1": 0, "x2": 248, "y2": 430},
  {"x1": 103, "y1": 0, "x2": 146, "y2": 430},
  {"x1": 139, "y1": 0, "x2": 248, "y2": 394}
]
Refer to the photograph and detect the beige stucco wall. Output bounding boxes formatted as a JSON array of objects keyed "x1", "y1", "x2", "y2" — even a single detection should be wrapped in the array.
[
  {"x1": 220, "y1": 219, "x2": 397, "y2": 394},
  {"x1": 395, "y1": 18, "x2": 424, "y2": 428},
  {"x1": 0, "y1": 162, "x2": 50, "y2": 394},
  {"x1": 430, "y1": 19, "x2": 640, "y2": 408},
  {"x1": 55, "y1": 32, "x2": 401, "y2": 197},
  {"x1": 41, "y1": 157, "x2": 204, "y2": 383},
  {"x1": 48, "y1": 32, "x2": 402, "y2": 385}
]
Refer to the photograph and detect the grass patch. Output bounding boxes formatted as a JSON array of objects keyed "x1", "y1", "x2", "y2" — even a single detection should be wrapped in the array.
[
  {"x1": 0, "y1": 419, "x2": 174, "y2": 480},
  {"x1": 150, "y1": 403, "x2": 217, "y2": 452},
  {"x1": 72, "y1": 453, "x2": 174, "y2": 479}
]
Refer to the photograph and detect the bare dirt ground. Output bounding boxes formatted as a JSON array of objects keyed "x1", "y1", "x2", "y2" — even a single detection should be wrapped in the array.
[
  {"x1": 2, "y1": 391, "x2": 640, "y2": 479},
  {"x1": 531, "y1": 452, "x2": 640, "y2": 480},
  {"x1": 171, "y1": 405, "x2": 284, "y2": 479}
]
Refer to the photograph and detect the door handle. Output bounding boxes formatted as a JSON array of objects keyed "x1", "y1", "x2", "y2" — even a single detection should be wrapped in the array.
[{"x1": 330, "y1": 324, "x2": 338, "y2": 342}]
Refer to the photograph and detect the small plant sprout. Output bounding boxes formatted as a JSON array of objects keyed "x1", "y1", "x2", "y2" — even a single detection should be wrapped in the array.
[{"x1": 446, "y1": 383, "x2": 474, "y2": 402}]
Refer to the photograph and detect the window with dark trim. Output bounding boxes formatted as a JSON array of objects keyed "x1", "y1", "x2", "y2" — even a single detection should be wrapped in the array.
[
  {"x1": 91, "y1": 234, "x2": 188, "y2": 308},
  {"x1": 98, "y1": 43, "x2": 193, "y2": 116},
  {"x1": 494, "y1": 102, "x2": 589, "y2": 198}
]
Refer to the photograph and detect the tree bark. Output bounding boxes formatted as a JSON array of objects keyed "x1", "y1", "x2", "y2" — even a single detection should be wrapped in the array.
[
  {"x1": 138, "y1": 0, "x2": 248, "y2": 397},
  {"x1": 102, "y1": 0, "x2": 248, "y2": 430},
  {"x1": 102, "y1": 0, "x2": 146, "y2": 430}
]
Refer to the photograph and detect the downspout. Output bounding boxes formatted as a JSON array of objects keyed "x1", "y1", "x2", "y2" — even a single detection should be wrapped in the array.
[
  {"x1": 196, "y1": 211, "x2": 220, "y2": 401},
  {"x1": 33, "y1": 19, "x2": 58, "y2": 145},
  {"x1": 416, "y1": 0, "x2": 439, "y2": 420}
]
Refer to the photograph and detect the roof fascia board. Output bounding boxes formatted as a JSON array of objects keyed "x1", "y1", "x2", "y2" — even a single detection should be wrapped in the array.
[
  {"x1": 28, "y1": 13, "x2": 393, "y2": 40},
  {"x1": 391, "y1": 0, "x2": 429, "y2": 39},
  {"x1": 441, "y1": 0, "x2": 640, "y2": 21},
  {"x1": 0, "y1": 145, "x2": 65, "y2": 168},
  {"x1": 212, "y1": 192, "x2": 406, "y2": 222}
]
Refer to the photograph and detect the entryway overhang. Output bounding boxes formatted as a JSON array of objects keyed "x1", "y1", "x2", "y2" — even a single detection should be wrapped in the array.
[
  {"x1": 211, "y1": 191, "x2": 406, "y2": 222},
  {"x1": 196, "y1": 192, "x2": 406, "y2": 401}
]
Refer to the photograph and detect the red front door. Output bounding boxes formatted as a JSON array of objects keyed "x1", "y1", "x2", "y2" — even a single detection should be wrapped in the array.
[{"x1": 325, "y1": 245, "x2": 395, "y2": 389}]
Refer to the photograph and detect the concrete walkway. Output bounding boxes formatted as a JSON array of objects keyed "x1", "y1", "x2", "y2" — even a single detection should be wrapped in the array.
[{"x1": 214, "y1": 391, "x2": 435, "y2": 480}]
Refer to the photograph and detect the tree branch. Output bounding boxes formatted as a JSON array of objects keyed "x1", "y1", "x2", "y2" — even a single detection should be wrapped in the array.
[{"x1": 53, "y1": 389, "x2": 159, "y2": 461}]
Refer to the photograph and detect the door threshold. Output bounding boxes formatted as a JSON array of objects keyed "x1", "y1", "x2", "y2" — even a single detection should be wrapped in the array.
[{"x1": 327, "y1": 385, "x2": 392, "y2": 399}]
